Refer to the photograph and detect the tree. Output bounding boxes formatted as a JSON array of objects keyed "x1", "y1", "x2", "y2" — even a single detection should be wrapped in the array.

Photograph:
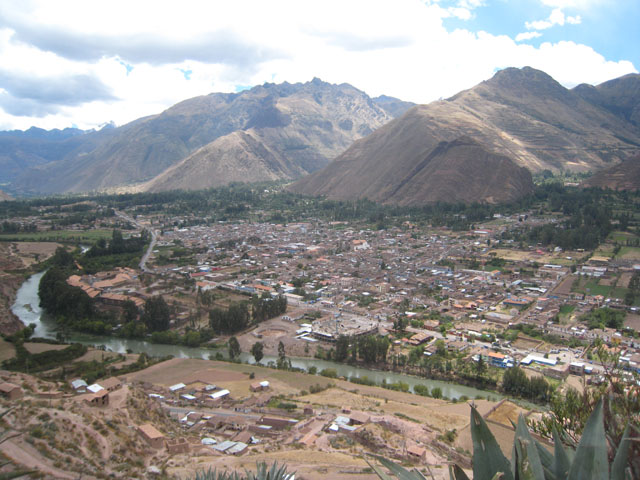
[
  {"x1": 50, "y1": 246, "x2": 75, "y2": 268},
  {"x1": 277, "y1": 341, "x2": 289, "y2": 369},
  {"x1": 228, "y1": 336, "x2": 241, "y2": 360},
  {"x1": 142, "y1": 296, "x2": 171, "y2": 332},
  {"x1": 251, "y1": 342, "x2": 264, "y2": 364},
  {"x1": 122, "y1": 299, "x2": 139, "y2": 323},
  {"x1": 475, "y1": 355, "x2": 487, "y2": 378},
  {"x1": 335, "y1": 335, "x2": 349, "y2": 362}
]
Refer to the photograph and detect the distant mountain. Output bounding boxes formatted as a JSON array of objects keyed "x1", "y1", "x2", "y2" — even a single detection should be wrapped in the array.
[
  {"x1": 573, "y1": 73, "x2": 640, "y2": 128},
  {"x1": 290, "y1": 67, "x2": 640, "y2": 205},
  {"x1": 582, "y1": 153, "x2": 640, "y2": 191},
  {"x1": 0, "y1": 190, "x2": 13, "y2": 201},
  {"x1": 11, "y1": 79, "x2": 410, "y2": 194},
  {"x1": 372, "y1": 95, "x2": 415, "y2": 118},
  {"x1": 0, "y1": 126, "x2": 114, "y2": 185}
]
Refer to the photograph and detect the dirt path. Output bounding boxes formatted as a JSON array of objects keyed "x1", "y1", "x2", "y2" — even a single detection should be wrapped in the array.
[
  {"x1": 0, "y1": 436, "x2": 79, "y2": 479},
  {"x1": 56, "y1": 410, "x2": 113, "y2": 461}
]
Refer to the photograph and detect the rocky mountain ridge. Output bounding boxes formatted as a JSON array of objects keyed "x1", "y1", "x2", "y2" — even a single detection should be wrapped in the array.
[
  {"x1": 290, "y1": 67, "x2": 640, "y2": 205},
  {"x1": 10, "y1": 79, "x2": 412, "y2": 194}
]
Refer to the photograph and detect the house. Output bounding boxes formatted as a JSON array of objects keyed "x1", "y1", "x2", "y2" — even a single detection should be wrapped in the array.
[
  {"x1": 85, "y1": 389, "x2": 109, "y2": 407},
  {"x1": 259, "y1": 416, "x2": 298, "y2": 430},
  {"x1": 569, "y1": 362, "x2": 585, "y2": 375},
  {"x1": 166, "y1": 438, "x2": 190, "y2": 454},
  {"x1": 71, "y1": 379, "x2": 88, "y2": 393},
  {"x1": 407, "y1": 445, "x2": 427, "y2": 462},
  {"x1": 231, "y1": 430, "x2": 253, "y2": 444},
  {"x1": 138, "y1": 424, "x2": 165, "y2": 449},
  {"x1": 100, "y1": 377, "x2": 122, "y2": 392},
  {"x1": 348, "y1": 411, "x2": 370, "y2": 425},
  {"x1": 169, "y1": 383, "x2": 186, "y2": 393},
  {"x1": 87, "y1": 383, "x2": 104, "y2": 394},
  {"x1": 520, "y1": 354, "x2": 557, "y2": 367},
  {"x1": 208, "y1": 389, "x2": 230, "y2": 402},
  {"x1": 408, "y1": 332, "x2": 433, "y2": 346},
  {"x1": 0, "y1": 382, "x2": 23, "y2": 401},
  {"x1": 227, "y1": 442, "x2": 248, "y2": 455},
  {"x1": 249, "y1": 380, "x2": 270, "y2": 392}
]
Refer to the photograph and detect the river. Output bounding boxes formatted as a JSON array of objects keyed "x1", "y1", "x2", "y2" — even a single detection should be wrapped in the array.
[{"x1": 11, "y1": 272, "x2": 500, "y2": 400}]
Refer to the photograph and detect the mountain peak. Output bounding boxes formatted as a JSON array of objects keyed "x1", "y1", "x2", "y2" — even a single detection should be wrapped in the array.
[{"x1": 483, "y1": 66, "x2": 565, "y2": 95}]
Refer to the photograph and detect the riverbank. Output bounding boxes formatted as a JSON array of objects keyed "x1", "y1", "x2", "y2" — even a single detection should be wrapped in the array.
[
  {"x1": 0, "y1": 242, "x2": 62, "y2": 335},
  {"x1": 0, "y1": 243, "x2": 29, "y2": 335},
  {"x1": 13, "y1": 271, "x2": 503, "y2": 400}
]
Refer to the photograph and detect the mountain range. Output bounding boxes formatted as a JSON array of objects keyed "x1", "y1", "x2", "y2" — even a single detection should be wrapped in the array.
[
  {"x1": 290, "y1": 67, "x2": 640, "y2": 205},
  {"x1": 8, "y1": 79, "x2": 411, "y2": 195},
  {"x1": 3, "y1": 67, "x2": 640, "y2": 204}
]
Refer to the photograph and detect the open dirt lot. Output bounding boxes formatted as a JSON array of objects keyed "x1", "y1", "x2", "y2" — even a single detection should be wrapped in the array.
[
  {"x1": 488, "y1": 248, "x2": 579, "y2": 265},
  {"x1": 618, "y1": 272, "x2": 634, "y2": 289},
  {"x1": 236, "y1": 317, "x2": 319, "y2": 358},
  {"x1": 624, "y1": 314, "x2": 640, "y2": 331},
  {"x1": 0, "y1": 338, "x2": 15, "y2": 362},
  {"x1": 513, "y1": 336, "x2": 544, "y2": 351},
  {"x1": 486, "y1": 400, "x2": 528, "y2": 427},
  {"x1": 171, "y1": 449, "x2": 382, "y2": 480},
  {"x1": 124, "y1": 357, "x2": 247, "y2": 386},
  {"x1": 23, "y1": 342, "x2": 68, "y2": 354},
  {"x1": 13, "y1": 242, "x2": 62, "y2": 267}
]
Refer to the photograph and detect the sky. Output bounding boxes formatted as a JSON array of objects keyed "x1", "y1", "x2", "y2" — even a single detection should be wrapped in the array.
[{"x1": 0, "y1": 0, "x2": 638, "y2": 131}]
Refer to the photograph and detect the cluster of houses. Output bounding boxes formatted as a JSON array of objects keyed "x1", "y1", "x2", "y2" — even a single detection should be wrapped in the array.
[
  {"x1": 66, "y1": 267, "x2": 145, "y2": 309},
  {"x1": 70, "y1": 376, "x2": 122, "y2": 406}
]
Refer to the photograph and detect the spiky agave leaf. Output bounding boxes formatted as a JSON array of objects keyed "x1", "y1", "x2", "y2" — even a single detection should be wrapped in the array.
[
  {"x1": 368, "y1": 454, "x2": 427, "y2": 480},
  {"x1": 448, "y1": 464, "x2": 471, "y2": 480},
  {"x1": 551, "y1": 426, "x2": 571, "y2": 480},
  {"x1": 567, "y1": 398, "x2": 609, "y2": 480},
  {"x1": 258, "y1": 460, "x2": 294, "y2": 480},
  {"x1": 610, "y1": 424, "x2": 632, "y2": 480},
  {"x1": 512, "y1": 415, "x2": 545, "y2": 480},
  {"x1": 470, "y1": 405, "x2": 514, "y2": 480},
  {"x1": 0, "y1": 473, "x2": 37, "y2": 480},
  {"x1": 193, "y1": 467, "x2": 243, "y2": 480}
]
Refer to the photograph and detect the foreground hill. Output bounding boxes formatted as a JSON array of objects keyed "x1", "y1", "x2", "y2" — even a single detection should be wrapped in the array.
[
  {"x1": 12, "y1": 79, "x2": 410, "y2": 194},
  {"x1": 582, "y1": 153, "x2": 640, "y2": 191},
  {"x1": 290, "y1": 67, "x2": 640, "y2": 205}
]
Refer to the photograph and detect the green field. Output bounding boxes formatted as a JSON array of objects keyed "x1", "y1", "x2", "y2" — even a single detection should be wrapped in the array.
[
  {"x1": 615, "y1": 246, "x2": 640, "y2": 260},
  {"x1": 608, "y1": 231, "x2": 640, "y2": 244},
  {"x1": 0, "y1": 229, "x2": 113, "y2": 243}
]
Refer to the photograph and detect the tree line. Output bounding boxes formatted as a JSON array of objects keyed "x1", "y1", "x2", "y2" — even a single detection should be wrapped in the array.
[{"x1": 209, "y1": 294, "x2": 287, "y2": 334}]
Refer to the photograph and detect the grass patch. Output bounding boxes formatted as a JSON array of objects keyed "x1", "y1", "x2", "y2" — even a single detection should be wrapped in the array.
[
  {"x1": 559, "y1": 304, "x2": 575, "y2": 316},
  {"x1": 608, "y1": 231, "x2": 640, "y2": 243},
  {"x1": 615, "y1": 246, "x2": 640, "y2": 260},
  {"x1": 0, "y1": 229, "x2": 113, "y2": 243}
]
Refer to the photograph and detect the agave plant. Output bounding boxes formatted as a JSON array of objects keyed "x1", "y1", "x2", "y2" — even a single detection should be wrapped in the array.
[
  {"x1": 193, "y1": 461, "x2": 294, "y2": 480},
  {"x1": 368, "y1": 398, "x2": 636, "y2": 480}
]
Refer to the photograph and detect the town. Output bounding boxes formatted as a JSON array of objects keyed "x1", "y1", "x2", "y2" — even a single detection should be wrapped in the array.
[{"x1": 0, "y1": 185, "x2": 639, "y2": 479}]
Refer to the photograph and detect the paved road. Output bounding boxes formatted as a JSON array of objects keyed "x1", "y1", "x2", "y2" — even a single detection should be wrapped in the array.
[{"x1": 115, "y1": 210, "x2": 157, "y2": 272}]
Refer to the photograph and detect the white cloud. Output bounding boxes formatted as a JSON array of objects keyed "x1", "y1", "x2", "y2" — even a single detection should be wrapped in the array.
[
  {"x1": 516, "y1": 31, "x2": 543, "y2": 42},
  {"x1": 526, "y1": 7, "x2": 568, "y2": 30},
  {"x1": 540, "y1": 0, "x2": 600, "y2": 8},
  {"x1": 0, "y1": 0, "x2": 635, "y2": 131}
]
